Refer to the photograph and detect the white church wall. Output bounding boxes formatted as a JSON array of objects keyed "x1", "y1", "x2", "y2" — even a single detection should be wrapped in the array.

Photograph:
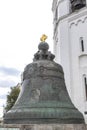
[
  {"x1": 52, "y1": 0, "x2": 87, "y2": 123},
  {"x1": 58, "y1": 0, "x2": 69, "y2": 19},
  {"x1": 60, "y1": 10, "x2": 87, "y2": 123},
  {"x1": 58, "y1": 21, "x2": 72, "y2": 99},
  {"x1": 69, "y1": 20, "x2": 85, "y2": 108}
]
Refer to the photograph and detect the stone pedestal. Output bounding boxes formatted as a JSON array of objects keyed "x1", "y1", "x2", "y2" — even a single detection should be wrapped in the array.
[{"x1": 20, "y1": 124, "x2": 87, "y2": 130}]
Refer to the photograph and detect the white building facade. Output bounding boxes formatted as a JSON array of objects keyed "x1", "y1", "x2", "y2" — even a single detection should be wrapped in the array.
[{"x1": 52, "y1": 0, "x2": 87, "y2": 123}]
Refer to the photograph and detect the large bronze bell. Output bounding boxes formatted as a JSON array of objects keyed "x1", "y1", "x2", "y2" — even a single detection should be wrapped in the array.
[{"x1": 4, "y1": 39, "x2": 84, "y2": 124}]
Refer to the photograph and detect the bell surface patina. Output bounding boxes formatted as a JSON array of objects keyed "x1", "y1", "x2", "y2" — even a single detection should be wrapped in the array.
[{"x1": 4, "y1": 38, "x2": 84, "y2": 124}]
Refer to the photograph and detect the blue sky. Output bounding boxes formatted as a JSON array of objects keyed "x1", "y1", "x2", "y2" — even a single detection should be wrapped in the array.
[
  {"x1": 0, "y1": 66, "x2": 21, "y2": 117},
  {"x1": 0, "y1": 0, "x2": 53, "y2": 117}
]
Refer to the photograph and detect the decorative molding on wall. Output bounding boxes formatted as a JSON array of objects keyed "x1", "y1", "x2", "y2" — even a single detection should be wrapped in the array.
[
  {"x1": 53, "y1": 7, "x2": 87, "y2": 37},
  {"x1": 69, "y1": 16, "x2": 87, "y2": 28}
]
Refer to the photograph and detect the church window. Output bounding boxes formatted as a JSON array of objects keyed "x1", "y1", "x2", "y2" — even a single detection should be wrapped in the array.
[
  {"x1": 83, "y1": 75, "x2": 87, "y2": 100},
  {"x1": 70, "y1": 0, "x2": 86, "y2": 12},
  {"x1": 80, "y1": 37, "x2": 84, "y2": 52}
]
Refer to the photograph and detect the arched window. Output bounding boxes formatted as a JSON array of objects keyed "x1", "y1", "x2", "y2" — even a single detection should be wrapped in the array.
[{"x1": 70, "y1": 0, "x2": 86, "y2": 12}]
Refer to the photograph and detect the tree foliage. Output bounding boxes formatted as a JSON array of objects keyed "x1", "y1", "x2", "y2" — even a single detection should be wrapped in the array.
[{"x1": 5, "y1": 86, "x2": 20, "y2": 112}]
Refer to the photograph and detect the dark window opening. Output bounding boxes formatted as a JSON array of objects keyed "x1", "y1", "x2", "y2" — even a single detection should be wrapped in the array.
[
  {"x1": 84, "y1": 76, "x2": 87, "y2": 100},
  {"x1": 81, "y1": 39, "x2": 84, "y2": 52},
  {"x1": 70, "y1": 0, "x2": 86, "y2": 12}
]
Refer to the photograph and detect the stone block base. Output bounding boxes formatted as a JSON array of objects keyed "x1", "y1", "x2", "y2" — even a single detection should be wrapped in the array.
[{"x1": 20, "y1": 124, "x2": 87, "y2": 130}]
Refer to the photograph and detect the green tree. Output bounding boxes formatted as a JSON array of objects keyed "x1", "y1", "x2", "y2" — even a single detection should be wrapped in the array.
[{"x1": 5, "y1": 85, "x2": 20, "y2": 112}]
